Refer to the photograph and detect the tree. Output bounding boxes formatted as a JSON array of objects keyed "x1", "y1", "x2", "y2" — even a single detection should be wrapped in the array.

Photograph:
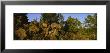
[
  {"x1": 75, "y1": 18, "x2": 81, "y2": 27},
  {"x1": 15, "y1": 28, "x2": 27, "y2": 40},
  {"x1": 64, "y1": 16, "x2": 81, "y2": 33},
  {"x1": 14, "y1": 13, "x2": 97, "y2": 40},
  {"x1": 14, "y1": 13, "x2": 29, "y2": 40},
  {"x1": 57, "y1": 13, "x2": 64, "y2": 25},
  {"x1": 40, "y1": 13, "x2": 64, "y2": 24},
  {"x1": 85, "y1": 14, "x2": 97, "y2": 28},
  {"x1": 14, "y1": 13, "x2": 28, "y2": 29},
  {"x1": 84, "y1": 14, "x2": 97, "y2": 34}
]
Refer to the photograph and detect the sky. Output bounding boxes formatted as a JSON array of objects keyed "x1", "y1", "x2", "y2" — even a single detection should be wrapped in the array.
[{"x1": 26, "y1": 13, "x2": 95, "y2": 23}]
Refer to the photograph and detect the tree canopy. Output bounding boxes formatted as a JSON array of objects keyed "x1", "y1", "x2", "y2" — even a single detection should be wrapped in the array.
[{"x1": 14, "y1": 13, "x2": 97, "y2": 40}]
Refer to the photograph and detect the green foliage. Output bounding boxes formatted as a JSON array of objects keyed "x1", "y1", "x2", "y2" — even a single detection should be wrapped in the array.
[
  {"x1": 84, "y1": 14, "x2": 97, "y2": 35},
  {"x1": 85, "y1": 14, "x2": 97, "y2": 28},
  {"x1": 66, "y1": 16, "x2": 75, "y2": 23},
  {"x1": 14, "y1": 13, "x2": 28, "y2": 28},
  {"x1": 40, "y1": 13, "x2": 64, "y2": 24},
  {"x1": 64, "y1": 16, "x2": 81, "y2": 33},
  {"x1": 14, "y1": 13, "x2": 97, "y2": 40}
]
